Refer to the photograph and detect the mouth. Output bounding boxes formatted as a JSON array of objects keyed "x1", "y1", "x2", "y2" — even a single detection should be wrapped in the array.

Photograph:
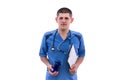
[{"x1": 61, "y1": 24, "x2": 67, "y2": 26}]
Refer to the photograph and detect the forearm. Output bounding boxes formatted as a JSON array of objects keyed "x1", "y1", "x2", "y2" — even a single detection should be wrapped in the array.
[
  {"x1": 75, "y1": 57, "x2": 84, "y2": 68},
  {"x1": 40, "y1": 57, "x2": 51, "y2": 67},
  {"x1": 69, "y1": 57, "x2": 84, "y2": 74}
]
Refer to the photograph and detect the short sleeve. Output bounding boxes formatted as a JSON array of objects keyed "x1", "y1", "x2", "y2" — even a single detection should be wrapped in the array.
[
  {"x1": 78, "y1": 34, "x2": 85, "y2": 57},
  {"x1": 39, "y1": 33, "x2": 48, "y2": 57}
]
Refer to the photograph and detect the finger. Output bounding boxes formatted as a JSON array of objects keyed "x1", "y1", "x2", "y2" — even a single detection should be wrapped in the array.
[
  {"x1": 53, "y1": 71, "x2": 59, "y2": 76},
  {"x1": 70, "y1": 64, "x2": 75, "y2": 69},
  {"x1": 69, "y1": 69, "x2": 76, "y2": 74},
  {"x1": 49, "y1": 71, "x2": 58, "y2": 76},
  {"x1": 47, "y1": 65, "x2": 53, "y2": 71}
]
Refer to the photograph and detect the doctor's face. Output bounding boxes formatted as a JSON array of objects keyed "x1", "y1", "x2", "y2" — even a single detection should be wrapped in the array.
[{"x1": 56, "y1": 13, "x2": 73, "y2": 30}]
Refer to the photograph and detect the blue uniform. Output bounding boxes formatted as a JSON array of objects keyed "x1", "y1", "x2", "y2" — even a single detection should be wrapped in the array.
[{"x1": 39, "y1": 29, "x2": 85, "y2": 80}]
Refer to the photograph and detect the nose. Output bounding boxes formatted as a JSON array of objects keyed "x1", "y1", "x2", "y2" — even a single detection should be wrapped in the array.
[{"x1": 62, "y1": 18, "x2": 66, "y2": 23}]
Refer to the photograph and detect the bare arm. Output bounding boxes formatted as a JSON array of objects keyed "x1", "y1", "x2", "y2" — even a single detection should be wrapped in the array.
[
  {"x1": 75, "y1": 57, "x2": 84, "y2": 68},
  {"x1": 40, "y1": 57, "x2": 51, "y2": 67},
  {"x1": 40, "y1": 57, "x2": 59, "y2": 76},
  {"x1": 69, "y1": 57, "x2": 84, "y2": 74}
]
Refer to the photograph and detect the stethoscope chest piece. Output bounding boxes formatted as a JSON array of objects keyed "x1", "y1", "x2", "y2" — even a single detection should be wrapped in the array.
[{"x1": 51, "y1": 47, "x2": 55, "y2": 51}]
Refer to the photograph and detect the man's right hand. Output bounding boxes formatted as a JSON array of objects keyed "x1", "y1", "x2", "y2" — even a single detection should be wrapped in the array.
[{"x1": 47, "y1": 65, "x2": 59, "y2": 76}]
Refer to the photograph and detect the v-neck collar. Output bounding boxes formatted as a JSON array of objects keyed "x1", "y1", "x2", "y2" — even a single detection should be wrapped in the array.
[{"x1": 55, "y1": 30, "x2": 71, "y2": 42}]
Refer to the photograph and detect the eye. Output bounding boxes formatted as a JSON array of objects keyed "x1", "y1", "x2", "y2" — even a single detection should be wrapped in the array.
[
  {"x1": 65, "y1": 17, "x2": 69, "y2": 20},
  {"x1": 59, "y1": 17, "x2": 63, "y2": 20}
]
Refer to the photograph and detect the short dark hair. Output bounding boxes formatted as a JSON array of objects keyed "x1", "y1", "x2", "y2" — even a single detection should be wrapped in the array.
[{"x1": 57, "y1": 7, "x2": 72, "y2": 17}]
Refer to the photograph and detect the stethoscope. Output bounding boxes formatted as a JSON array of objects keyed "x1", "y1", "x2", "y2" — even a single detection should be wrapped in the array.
[{"x1": 51, "y1": 29, "x2": 72, "y2": 53}]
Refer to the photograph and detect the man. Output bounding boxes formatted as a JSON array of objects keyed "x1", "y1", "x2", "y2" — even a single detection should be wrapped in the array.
[{"x1": 39, "y1": 7, "x2": 85, "y2": 80}]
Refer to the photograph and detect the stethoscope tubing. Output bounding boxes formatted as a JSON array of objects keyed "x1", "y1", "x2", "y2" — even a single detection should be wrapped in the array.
[{"x1": 51, "y1": 29, "x2": 72, "y2": 53}]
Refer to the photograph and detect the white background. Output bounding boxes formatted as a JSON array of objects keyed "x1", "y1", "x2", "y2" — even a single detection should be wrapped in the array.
[{"x1": 0, "y1": 0, "x2": 120, "y2": 80}]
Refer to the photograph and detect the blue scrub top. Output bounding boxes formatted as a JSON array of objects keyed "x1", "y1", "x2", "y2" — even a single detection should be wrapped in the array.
[{"x1": 39, "y1": 29, "x2": 85, "y2": 80}]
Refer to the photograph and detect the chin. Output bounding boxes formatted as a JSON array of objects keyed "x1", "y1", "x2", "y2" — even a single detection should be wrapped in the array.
[
  {"x1": 61, "y1": 28, "x2": 68, "y2": 31},
  {"x1": 59, "y1": 25, "x2": 68, "y2": 30}
]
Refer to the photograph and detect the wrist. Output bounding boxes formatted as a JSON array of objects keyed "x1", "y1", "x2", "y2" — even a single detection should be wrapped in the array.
[{"x1": 47, "y1": 64, "x2": 52, "y2": 68}]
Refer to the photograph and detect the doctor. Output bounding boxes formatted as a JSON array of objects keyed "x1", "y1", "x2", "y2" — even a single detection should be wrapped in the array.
[{"x1": 39, "y1": 7, "x2": 85, "y2": 80}]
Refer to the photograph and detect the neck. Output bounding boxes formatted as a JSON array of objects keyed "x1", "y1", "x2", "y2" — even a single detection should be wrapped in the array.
[
  {"x1": 58, "y1": 29, "x2": 69, "y2": 40},
  {"x1": 58, "y1": 29, "x2": 69, "y2": 34}
]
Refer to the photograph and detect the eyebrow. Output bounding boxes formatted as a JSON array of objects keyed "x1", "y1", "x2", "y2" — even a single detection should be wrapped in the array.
[{"x1": 59, "y1": 17, "x2": 69, "y2": 19}]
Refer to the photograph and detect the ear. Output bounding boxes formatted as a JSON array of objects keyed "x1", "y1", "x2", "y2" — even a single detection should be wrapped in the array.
[
  {"x1": 70, "y1": 18, "x2": 74, "y2": 23},
  {"x1": 55, "y1": 17, "x2": 58, "y2": 22}
]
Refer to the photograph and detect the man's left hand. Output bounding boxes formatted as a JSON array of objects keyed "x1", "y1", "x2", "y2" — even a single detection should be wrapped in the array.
[{"x1": 69, "y1": 64, "x2": 77, "y2": 74}]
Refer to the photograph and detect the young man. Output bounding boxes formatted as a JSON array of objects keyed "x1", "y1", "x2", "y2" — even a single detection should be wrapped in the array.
[{"x1": 39, "y1": 7, "x2": 85, "y2": 80}]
